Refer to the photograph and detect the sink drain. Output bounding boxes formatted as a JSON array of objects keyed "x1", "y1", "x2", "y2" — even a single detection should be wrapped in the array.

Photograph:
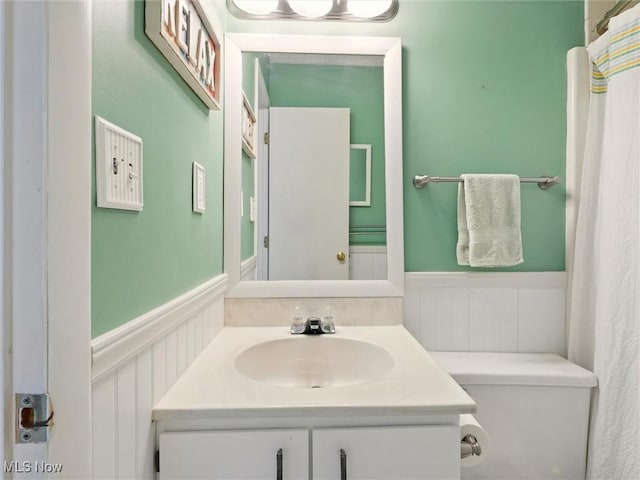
[{"x1": 310, "y1": 385, "x2": 322, "y2": 389}]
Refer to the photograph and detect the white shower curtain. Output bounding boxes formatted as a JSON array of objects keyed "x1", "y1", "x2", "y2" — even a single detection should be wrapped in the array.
[{"x1": 568, "y1": 6, "x2": 640, "y2": 480}]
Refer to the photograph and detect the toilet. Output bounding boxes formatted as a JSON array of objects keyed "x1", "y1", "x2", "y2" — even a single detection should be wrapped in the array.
[{"x1": 430, "y1": 352, "x2": 597, "y2": 480}]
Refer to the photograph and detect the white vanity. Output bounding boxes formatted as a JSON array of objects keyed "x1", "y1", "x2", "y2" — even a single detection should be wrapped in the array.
[{"x1": 153, "y1": 326, "x2": 475, "y2": 479}]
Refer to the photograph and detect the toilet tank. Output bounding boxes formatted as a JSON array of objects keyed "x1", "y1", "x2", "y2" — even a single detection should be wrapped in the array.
[{"x1": 431, "y1": 352, "x2": 597, "y2": 480}]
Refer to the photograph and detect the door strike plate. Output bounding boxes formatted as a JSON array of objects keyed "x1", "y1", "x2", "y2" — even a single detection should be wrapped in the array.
[{"x1": 15, "y1": 393, "x2": 53, "y2": 444}]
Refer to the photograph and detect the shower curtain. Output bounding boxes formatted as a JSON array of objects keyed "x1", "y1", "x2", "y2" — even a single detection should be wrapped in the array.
[{"x1": 568, "y1": 5, "x2": 640, "y2": 480}]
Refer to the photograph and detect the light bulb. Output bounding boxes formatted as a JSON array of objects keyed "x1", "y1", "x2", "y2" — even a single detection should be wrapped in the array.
[
  {"x1": 347, "y1": 0, "x2": 393, "y2": 18},
  {"x1": 233, "y1": 0, "x2": 279, "y2": 15},
  {"x1": 288, "y1": 0, "x2": 333, "y2": 18}
]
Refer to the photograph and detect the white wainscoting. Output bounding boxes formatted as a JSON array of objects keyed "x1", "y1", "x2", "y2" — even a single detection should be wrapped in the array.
[
  {"x1": 91, "y1": 274, "x2": 227, "y2": 479},
  {"x1": 404, "y1": 272, "x2": 567, "y2": 355},
  {"x1": 349, "y1": 245, "x2": 387, "y2": 280},
  {"x1": 241, "y1": 255, "x2": 257, "y2": 281}
]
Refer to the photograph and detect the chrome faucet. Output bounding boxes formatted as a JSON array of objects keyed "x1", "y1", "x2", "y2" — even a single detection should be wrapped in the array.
[{"x1": 290, "y1": 307, "x2": 336, "y2": 335}]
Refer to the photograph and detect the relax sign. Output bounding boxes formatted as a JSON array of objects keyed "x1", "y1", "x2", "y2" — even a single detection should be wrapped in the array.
[{"x1": 146, "y1": 0, "x2": 221, "y2": 109}]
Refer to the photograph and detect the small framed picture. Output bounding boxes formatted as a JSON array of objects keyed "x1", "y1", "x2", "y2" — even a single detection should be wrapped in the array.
[
  {"x1": 193, "y1": 162, "x2": 206, "y2": 213},
  {"x1": 349, "y1": 144, "x2": 372, "y2": 206}
]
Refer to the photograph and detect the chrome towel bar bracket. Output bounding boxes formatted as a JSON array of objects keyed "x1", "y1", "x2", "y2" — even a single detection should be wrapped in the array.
[{"x1": 413, "y1": 175, "x2": 561, "y2": 190}]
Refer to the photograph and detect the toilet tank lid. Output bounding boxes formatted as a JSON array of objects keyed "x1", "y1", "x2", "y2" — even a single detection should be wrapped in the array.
[{"x1": 430, "y1": 352, "x2": 597, "y2": 388}]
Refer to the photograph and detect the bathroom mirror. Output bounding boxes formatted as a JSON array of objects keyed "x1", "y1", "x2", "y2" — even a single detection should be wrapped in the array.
[{"x1": 224, "y1": 33, "x2": 403, "y2": 297}]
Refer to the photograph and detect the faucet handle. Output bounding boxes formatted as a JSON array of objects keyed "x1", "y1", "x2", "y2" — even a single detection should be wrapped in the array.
[
  {"x1": 321, "y1": 306, "x2": 336, "y2": 334},
  {"x1": 321, "y1": 319, "x2": 335, "y2": 334},
  {"x1": 290, "y1": 306, "x2": 306, "y2": 334}
]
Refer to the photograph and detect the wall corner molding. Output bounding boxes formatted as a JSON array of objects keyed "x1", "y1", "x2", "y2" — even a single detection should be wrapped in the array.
[{"x1": 91, "y1": 274, "x2": 227, "y2": 382}]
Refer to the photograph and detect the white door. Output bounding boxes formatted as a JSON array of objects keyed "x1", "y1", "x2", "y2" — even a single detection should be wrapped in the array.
[
  {"x1": 268, "y1": 107, "x2": 350, "y2": 280},
  {"x1": 2, "y1": 2, "x2": 91, "y2": 477},
  {"x1": 159, "y1": 430, "x2": 309, "y2": 479},
  {"x1": 312, "y1": 426, "x2": 460, "y2": 480}
]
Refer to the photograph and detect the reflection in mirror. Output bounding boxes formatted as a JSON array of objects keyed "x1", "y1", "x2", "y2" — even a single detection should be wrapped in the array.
[
  {"x1": 241, "y1": 53, "x2": 387, "y2": 281},
  {"x1": 224, "y1": 34, "x2": 404, "y2": 298},
  {"x1": 349, "y1": 145, "x2": 372, "y2": 207}
]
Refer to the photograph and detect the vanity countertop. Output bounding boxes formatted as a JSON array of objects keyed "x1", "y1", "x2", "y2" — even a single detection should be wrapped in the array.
[{"x1": 153, "y1": 326, "x2": 476, "y2": 420}]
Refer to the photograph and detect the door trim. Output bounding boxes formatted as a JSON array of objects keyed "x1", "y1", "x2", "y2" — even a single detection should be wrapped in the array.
[{"x1": 46, "y1": 2, "x2": 92, "y2": 476}]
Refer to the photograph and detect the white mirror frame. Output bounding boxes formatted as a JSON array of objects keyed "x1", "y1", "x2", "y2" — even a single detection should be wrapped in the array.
[{"x1": 224, "y1": 33, "x2": 404, "y2": 298}]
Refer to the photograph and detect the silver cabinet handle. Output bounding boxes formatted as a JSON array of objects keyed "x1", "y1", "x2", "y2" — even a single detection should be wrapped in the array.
[
  {"x1": 276, "y1": 448, "x2": 283, "y2": 480},
  {"x1": 340, "y1": 449, "x2": 347, "y2": 480}
]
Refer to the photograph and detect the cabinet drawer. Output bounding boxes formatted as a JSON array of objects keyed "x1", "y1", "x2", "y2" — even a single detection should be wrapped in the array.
[
  {"x1": 159, "y1": 429, "x2": 308, "y2": 479},
  {"x1": 312, "y1": 425, "x2": 459, "y2": 480}
]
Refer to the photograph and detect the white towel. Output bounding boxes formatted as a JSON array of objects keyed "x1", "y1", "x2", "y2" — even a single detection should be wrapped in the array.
[{"x1": 457, "y1": 174, "x2": 523, "y2": 267}]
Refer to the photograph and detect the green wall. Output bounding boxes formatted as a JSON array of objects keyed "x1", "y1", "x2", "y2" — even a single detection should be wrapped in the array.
[
  {"x1": 91, "y1": 0, "x2": 583, "y2": 337},
  {"x1": 92, "y1": 0, "x2": 225, "y2": 337},
  {"x1": 267, "y1": 63, "x2": 386, "y2": 245},
  {"x1": 228, "y1": 0, "x2": 584, "y2": 272}
]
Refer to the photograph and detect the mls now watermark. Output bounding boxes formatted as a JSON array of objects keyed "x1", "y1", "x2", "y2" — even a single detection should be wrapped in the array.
[{"x1": 4, "y1": 461, "x2": 64, "y2": 474}]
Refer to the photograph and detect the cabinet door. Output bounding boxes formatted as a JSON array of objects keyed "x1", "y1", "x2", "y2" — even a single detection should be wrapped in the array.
[
  {"x1": 313, "y1": 425, "x2": 459, "y2": 480},
  {"x1": 159, "y1": 429, "x2": 308, "y2": 480}
]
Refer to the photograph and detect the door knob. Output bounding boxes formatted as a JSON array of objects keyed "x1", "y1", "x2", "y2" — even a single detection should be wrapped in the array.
[{"x1": 336, "y1": 251, "x2": 346, "y2": 263}]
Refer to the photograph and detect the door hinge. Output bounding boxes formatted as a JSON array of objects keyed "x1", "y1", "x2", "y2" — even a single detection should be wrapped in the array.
[
  {"x1": 155, "y1": 449, "x2": 160, "y2": 473},
  {"x1": 263, "y1": 236, "x2": 269, "y2": 248},
  {"x1": 264, "y1": 132, "x2": 269, "y2": 145},
  {"x1": 15, "y1": 393, "x2": 53, "y2": 444}
]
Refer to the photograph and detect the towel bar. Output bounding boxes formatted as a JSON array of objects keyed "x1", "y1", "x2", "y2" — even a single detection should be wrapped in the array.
[{"x1": 413, "y1": 175, "x2": 560, "y2": 190}]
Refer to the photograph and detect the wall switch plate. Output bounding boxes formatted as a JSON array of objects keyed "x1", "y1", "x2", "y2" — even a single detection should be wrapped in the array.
[
  {"x1": 95, "y1": 116, "x2": 143, "y2": 211},
  {"x1": 193, "y1": 162, "x2": 206, "y2": 213}
]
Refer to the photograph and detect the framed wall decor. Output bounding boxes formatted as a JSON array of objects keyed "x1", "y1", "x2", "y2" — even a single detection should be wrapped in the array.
[
  {"x1": 241, "y1": 91, "x2": 257, "y2": 158},
  {"x1": 145, "y1": 0, "x2": 221, "y2": 109}
]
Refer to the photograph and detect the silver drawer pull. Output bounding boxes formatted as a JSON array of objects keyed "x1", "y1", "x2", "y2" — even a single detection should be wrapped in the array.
[
  {"x1": 340, "y1": 449, "x2": 347, "y2": 480},
  {"x1": 276, "y1": 448, "x2": 283, "y2": 480}
]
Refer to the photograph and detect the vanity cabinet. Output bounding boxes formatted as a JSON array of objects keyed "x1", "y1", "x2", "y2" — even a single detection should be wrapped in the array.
[
  {"x1": 158, "y1": 425, "x2": 459, "y2": 480},
  {"x1": 153, "y1": 326, "x2": 474, "y2": 480}
]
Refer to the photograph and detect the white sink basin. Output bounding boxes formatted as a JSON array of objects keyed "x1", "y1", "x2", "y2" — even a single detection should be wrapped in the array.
[{"x1": 234, "y1": 336, "x2": 394, "y2": 388}]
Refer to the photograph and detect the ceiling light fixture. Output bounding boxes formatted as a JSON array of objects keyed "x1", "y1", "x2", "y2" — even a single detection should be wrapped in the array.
[
  {"x1": 227, "y1": 0, "x2": 399, "y2": 22},
  {"x1": 233, "y1": 0, "x2": 280, "y2": 15},
  {"x1": 347, "y1": 0, "x2": 393, "y2": 18},
  {"x1": 288, "y1": 0, "x2": 333, "y2": 18}
]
